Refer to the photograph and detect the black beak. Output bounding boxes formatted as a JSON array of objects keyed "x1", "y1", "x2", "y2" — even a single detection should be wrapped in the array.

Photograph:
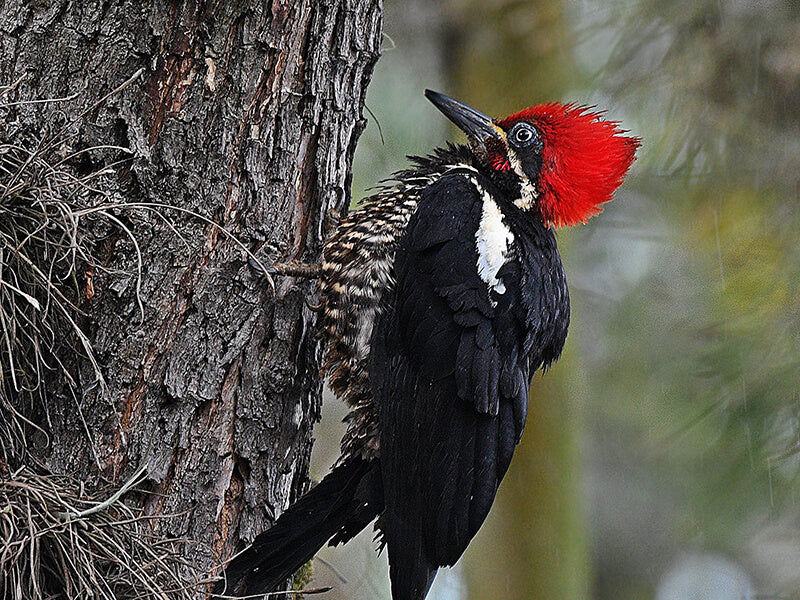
[{"x1": 424, "y1": 90, "x2": 499, "y2": 148}]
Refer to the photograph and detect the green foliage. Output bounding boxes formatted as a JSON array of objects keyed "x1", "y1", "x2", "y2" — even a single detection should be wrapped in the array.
[
  {"x1": 580, "y1": 0, "x2": 800, "y2": 595},
  {"x1": 292, "y1": 560, "x2": 315, "y2": 596}
]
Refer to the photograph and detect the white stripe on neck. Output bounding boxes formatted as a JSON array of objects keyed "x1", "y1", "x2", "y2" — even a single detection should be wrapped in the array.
[
  {"x1": 507, "y1": 148, "x2": 538, "y2": 210},
  {"x1": 473, "y1": 180, "x2": 514, "y2": 297}
]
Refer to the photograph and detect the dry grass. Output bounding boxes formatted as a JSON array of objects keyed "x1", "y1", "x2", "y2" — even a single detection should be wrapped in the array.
[
  {"x1": 0, "y1": 76, "x2": 212, "y2": 599},
  {"x1": 0, "y1": 68, "x2": 290, "y2": 599},
  {"x1": 0, "y1": 80, "x2": 274, "y2": 470},
  {"x1": 0, "y1": 138, "x2": 115, "y2": 462},
  {"x1": 0, "y1": 135, "x2": 204, "y2": 597},
  {"x1": 0, "y1": 74, "x2": 142, "y2": 467},
  {"x1": 0, "y1": 466, "x2": 202, "y2": 600}
]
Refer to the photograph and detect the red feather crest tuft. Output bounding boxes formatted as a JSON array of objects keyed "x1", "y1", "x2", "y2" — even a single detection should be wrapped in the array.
[{"x1": 497, "y1": 103, "x2": 640, "y2": 228}]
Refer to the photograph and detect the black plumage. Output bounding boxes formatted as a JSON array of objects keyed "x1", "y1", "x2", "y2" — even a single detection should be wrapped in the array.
[
  {"x1": 371, "y1": 171, "x2": 568, "y2": 599},
  {"x1": 219, "y1": 458, "x2": 381, "y2": 594},
  {"x1": 217, "y1": 90, "x2": 638, "y2": 600}
]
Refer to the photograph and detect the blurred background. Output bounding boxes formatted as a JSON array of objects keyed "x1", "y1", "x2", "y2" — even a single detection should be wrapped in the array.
[{"x1": 309, "y1": 1, "x2": 800, "y2": 598}]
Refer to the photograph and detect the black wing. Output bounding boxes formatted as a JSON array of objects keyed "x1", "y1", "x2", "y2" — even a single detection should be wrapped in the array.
[{"x1": 371, "y1": 173, "x2": 533, "y2": 596}]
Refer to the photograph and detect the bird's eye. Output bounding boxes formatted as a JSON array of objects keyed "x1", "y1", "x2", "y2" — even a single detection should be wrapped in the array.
[{"x1": 510, "y1": 123, "x2": 538, "y2": 148}]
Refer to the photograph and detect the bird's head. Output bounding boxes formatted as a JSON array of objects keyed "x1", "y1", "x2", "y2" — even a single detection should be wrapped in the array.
[{"x1": 425, "y1": 90, "x2": 640, "y2": 228}]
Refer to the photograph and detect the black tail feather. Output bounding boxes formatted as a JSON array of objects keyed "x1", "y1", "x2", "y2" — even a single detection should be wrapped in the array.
[
  {"x1": 215, "y1": 457, "x2": 382, "y2": 596},
  {"x1": 386, "y1": 523, "x2": 438, "y2": 600}
]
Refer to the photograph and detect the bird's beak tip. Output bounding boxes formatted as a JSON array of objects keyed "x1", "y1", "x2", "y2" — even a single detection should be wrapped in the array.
[{"x1": 424, "y1": 90, "x2": 498, "y2": 146}]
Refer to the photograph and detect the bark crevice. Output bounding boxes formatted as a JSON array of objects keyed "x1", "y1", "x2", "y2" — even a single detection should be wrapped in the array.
[{"x1": 0, "y1": 0, "x2": 382, "y2": 594}]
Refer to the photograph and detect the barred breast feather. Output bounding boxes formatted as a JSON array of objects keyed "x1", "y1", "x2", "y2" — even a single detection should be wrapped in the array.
[{"x1": 319, "y1": 145, "x2": 481, "y2": 459}]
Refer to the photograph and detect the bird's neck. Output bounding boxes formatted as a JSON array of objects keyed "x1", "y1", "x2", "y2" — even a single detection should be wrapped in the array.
[{"x1": 406, "y1": 144, "x2": 545, "y2": 222}]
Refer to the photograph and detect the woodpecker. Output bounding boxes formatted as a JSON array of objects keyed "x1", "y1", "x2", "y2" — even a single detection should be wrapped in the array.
[{"x1": 217, "y1": 90, "x2": 639, "y2": 600}]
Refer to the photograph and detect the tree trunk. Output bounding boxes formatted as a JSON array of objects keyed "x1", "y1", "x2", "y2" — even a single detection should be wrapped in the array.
[{"x1": 0, "y1": 0, "x2": 381, "y2": 594}]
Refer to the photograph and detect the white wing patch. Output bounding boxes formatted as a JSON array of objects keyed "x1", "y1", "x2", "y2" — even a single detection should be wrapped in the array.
[{"x1": 474, "y1": 183, "x2": 514, "y2": 296}]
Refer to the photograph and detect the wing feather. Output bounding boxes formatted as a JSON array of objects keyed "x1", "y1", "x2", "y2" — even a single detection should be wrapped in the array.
[{"x1": 372, "y1": 173, "x2": 532, "y2": 576}]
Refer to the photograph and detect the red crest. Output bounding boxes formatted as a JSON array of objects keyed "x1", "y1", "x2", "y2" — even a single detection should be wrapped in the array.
[{"x1": 497, "y1": 104, "x2": 640, "y2": 228}]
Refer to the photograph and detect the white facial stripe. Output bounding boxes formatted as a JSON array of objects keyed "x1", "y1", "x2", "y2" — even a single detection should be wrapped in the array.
[
  {"x1": 473, "y1": 179, "x2": 514, "y2": 296},
  {"x1": 506, "y1": 147, "x2": 538, "y2": 210},
  {"x1": 514, "y1": 180, "x2": 537, "y2": 210}
]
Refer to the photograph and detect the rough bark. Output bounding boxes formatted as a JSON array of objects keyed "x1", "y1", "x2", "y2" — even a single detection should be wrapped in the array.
[{"x1": 0, "y1": 0, "x2": 382, "y2": 590}]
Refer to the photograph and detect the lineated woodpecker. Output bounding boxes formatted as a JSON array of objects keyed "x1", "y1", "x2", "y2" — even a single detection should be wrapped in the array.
[{"x1": 217, "y1": 90, "x2": 639, "y2": 600}]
